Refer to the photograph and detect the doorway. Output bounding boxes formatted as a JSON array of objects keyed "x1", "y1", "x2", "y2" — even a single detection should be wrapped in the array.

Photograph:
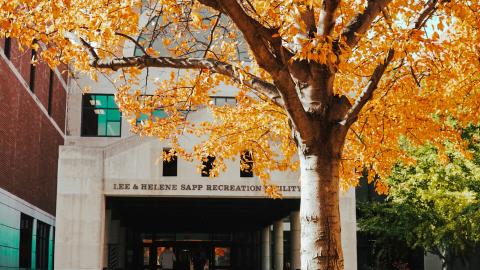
[{"x1": 142, "y1": 241, "x2": 231, "y2": 270}]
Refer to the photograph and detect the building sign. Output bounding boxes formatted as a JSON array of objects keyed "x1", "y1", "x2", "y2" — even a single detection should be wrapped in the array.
[{"x1": 112, "y1": 183, "x2": 301, "y2": 193}]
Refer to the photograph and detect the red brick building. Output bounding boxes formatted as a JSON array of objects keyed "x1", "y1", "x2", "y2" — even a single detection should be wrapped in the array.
[{"x1": 0, "y1": 38, "x2": 67, "y2": 270}]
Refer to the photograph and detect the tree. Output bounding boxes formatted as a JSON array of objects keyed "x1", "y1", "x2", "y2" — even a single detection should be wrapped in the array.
[
  {"x1": 359, "y1": 126, "x2": 480, "y2": 270},
  {"x1": 1, "y1": 0, "x2": 479, "y2": 269}
]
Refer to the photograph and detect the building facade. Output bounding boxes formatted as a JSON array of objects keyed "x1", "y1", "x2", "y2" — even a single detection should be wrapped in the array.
[
  {"x1": 0, "y1": 38, "x2": 67, "y2": 269},
  {"x1": 55, "y1": 79, "x2": 358, "y2": 269}
]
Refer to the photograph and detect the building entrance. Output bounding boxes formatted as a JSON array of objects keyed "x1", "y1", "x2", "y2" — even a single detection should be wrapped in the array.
[
  {"x1": 132, "y1": 232, "x2": 256, "y2": 270},
  {"x1": 106, "y1": 197, "x2": 300, "y2": 270},
  {"x1": 141, "y1": 237, "x2": 234, "y2": 270}
]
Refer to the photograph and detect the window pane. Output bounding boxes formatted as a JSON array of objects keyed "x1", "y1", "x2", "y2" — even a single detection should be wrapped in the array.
[
  {"x1": 19, "y1": 214, "x2": 33, "y2": 268},
  {"x1": 106, "y1": 109, "x2": 121, "y2": 121},
  {"x1": 201, "y1": 156, "x2": 215, "y2": 177},
  {"x1": 226, "y1": 97, "x2": 236, "y2": 105},
  {"x1": 214, "y1": 247, "x2": 230, "y2": 267},
  {"x1": 36, "y1": 221, "x2": 50, "y2": 269},
  {"x1": 107, "y1": 122, "x2": 121, "y2": 136},
  {"x1": 95, "y1": 95, "x2": 108, "y2": 108},
  {"x1": 98, "y1": 114, "x2": 107, "y2": 136},
  {"x1": 82, "y1": 94, "x2": 122, "y2": 137},
  {"x1": 152, "y1": 110, "x2": 167, "y2": 119},
  {"x1": 107, "y1": 95, "x2": 118, "y2": 108},
  {"x1": 163, "y1": 148, "x2": 177, "y2": 176},
  {"x1": 143, "y1": 247, "x2": 150, "y2": 265},
  {"x1": 240, "y1": 151, "x2": 254, "y2": 177}
]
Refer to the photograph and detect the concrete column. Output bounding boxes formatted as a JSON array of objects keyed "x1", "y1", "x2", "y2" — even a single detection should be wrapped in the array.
[
  {"x1": 273, "y1": 219, "x2": 284, "y2": 270},
  {"x1": 55, "y1": 146, "x2": 106, "y2": 270},
  {"x1": 261, "y1": 226, "x2": 271, "y2": 270},
  {"x1": 340, "y1": 187, "x2": 358, "y2": 270},
  {"x1": 290, "y1": 211, "x2": 300, "y2": 270}
]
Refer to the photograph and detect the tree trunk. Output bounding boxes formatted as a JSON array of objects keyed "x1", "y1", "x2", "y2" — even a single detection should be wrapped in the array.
[{"x1": 299, "y1": 140, "x2": 344, "y2": 270}]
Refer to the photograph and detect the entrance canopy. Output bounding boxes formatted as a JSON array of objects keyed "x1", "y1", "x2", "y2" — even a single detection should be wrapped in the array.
[{"x1": 107, "y1": 196, "x2": 300, "y2": 232}]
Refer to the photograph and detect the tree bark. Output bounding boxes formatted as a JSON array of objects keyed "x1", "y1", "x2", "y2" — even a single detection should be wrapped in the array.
[{"x1": 299, "y1": 137, "x2": 344, "y2": 270}]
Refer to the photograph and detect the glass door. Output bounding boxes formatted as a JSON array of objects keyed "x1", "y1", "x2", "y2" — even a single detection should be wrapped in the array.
[
  {"x1": 213, "y1": 247, "x2": 231, "y2": 270},
  {"x1": 142, "y1": 245, "x2": 152, "y2": 270}
]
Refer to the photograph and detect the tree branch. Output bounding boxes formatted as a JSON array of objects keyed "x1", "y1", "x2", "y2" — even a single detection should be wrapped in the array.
[
  {"x1": 199, "y1": 0, "x2": 281, "y2": 72},
  {"x1": 91, "y1": 55, "x2": 283, "y2": 106},
  {"x1": 341, "y1": 48, "x2": 394, "y2": 126},
  {"x1": 414, "y1": 0, "x2": 449, "y2": 30},
  {"x1": 115, "y1": 32, "x2": 147, "y2": 55},
  {"x1": 198, "y1": 0, "x2": 314, "y2": 144},
  {"x1": 79, "y1": 37, "x2": 99, "y2": 64},
  {"x1": 340, "y1": 0, "x2": 447, "y2": 126},
  {"x1": 299, "y1": 5, "x2": 316, "y2": 38},
  {"x1": 318, "y1": 0, "x2": 341, "y2": 36},
  {"x1": 341, "y1": 0, "x2": 392, "y2": 48}
]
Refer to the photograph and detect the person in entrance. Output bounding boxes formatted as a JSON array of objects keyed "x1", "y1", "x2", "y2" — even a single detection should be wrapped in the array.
[{"x1": 159, "y1": 247, "x2": 176, "y2": 270}]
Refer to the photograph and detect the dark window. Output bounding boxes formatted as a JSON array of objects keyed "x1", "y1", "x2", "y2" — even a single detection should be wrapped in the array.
[
  {"x1": 81, "y1": 94, "x2": 122, "y2": 137},
  {"x1": 162, "y1": 148, "x2": 177, "y2": 176},
  {"x1": 47, "y1": 69, "x2": 54, "y2": 115},
  {"x1": 19, "y1": 214, "x2": 33, "y2": 268},
  {"x1": 4, "y1": 37, "x2": 11, "y2": 59},
  {"x1": 36, "y1": 221, "x2": 50, "y2": 270},
  {"x1": 51, "y1": 227, "x2": 55, "y2": 270},
  {"x1": 240, "y1": 150, "x2": 254, "y2": 177},
  {"x1": 201, "y1": 155, "x2": 215, "y2": 177},
  {"x1": 29, "y1": 50, "x2": 36, "y2": 92}
]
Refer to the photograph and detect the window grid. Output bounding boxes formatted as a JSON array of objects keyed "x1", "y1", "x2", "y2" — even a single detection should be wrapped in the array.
[
  {"x1": 211, "y1": 96, "x2": 236, "y2": 106},
  {"x1": 81, "y1": 94, "x2": 122, "y2": 137}
]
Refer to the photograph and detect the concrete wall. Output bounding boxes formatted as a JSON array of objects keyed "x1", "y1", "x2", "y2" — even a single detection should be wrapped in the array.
[
  {"x1": 55, "y1": 136, "x2": 358, "y2": 270},
  {"x1": 55, "y1": 147, "x2": 105, "y2": 270}
]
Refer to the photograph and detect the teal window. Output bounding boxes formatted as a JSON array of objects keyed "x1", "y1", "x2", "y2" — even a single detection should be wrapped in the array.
[
  {"x1": 36, "y1": 221, "x2": 50, "y2": 269},
  {"x1": 136, "y1": 110, "x2": 168, "y2": 124},
  {"x1": 81, "y1": 94, "x2": 121, "y2": 137}
]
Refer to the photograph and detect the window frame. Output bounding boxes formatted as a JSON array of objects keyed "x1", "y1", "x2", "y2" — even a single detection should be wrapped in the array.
[
  {"x1": 35, "y1": 220, "x2": 50, "y2": 270},
  {"x1": 201, "y1": 155, "x2": 216, "y2": 177},
  {"x1": 211, "y1": 96, "x2": 237, "y2": 106},
  {"x1": 19, "y1": 214, "x2": 33, "y2": 268},
  {"x1": 240, "y1": 150, "x2": 254, "y2": 178},
  {"x1": 162, "y1": 148, "x2": 178, "y2": 177},
  {"x1": 81, "y1": 94, "x2": 122, "y2": 137},
  {"x1": 4, "y1": 37, "x2": 11, "y2": 59}
]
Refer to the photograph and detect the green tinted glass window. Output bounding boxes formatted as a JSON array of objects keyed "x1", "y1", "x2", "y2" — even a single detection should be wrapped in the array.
[
  {"x1": 81, "y1": 94, "x2": 122, "y2": 137},
  {"x1": 136, "y1": 110, "x2": 168, "y2": 124}
]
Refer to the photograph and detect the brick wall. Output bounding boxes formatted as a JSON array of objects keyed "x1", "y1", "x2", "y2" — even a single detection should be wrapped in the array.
[{"x1": 0, "y1": 39, "x2": 66, "y2": 215}]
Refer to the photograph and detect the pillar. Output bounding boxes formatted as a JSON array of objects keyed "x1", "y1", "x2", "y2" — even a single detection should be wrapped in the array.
[
  {"x1": 55, "y1": 146, "x2": 106, "y2": 270},
  {"x1": 290, "y1": 211, "x2": 300, "y2": 270},
  {"x1": 273, "y1": 219, "x2": 284, "y2": 270},
  {"x1": 261, "y1": 226, "x2": 271, "y2": 270}
]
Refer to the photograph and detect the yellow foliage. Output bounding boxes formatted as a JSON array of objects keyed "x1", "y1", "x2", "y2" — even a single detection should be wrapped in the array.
[{"x1": 1, "y1": 0, "x2": 480, "y2": 196}]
